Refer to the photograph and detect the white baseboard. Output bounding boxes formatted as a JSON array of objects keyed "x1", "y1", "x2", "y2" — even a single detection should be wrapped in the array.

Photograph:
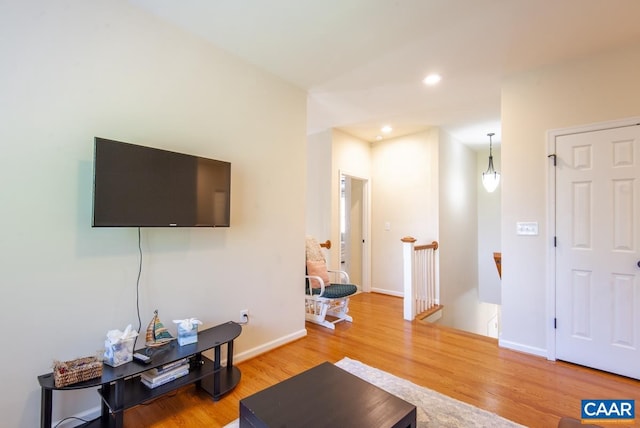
[
  {"x1": 422, "y1": 308, "x2": 443, "y2": 323},
  {"x1": 53, "y1": 405, "x2": 101, "y2": 427},
  {"x1": 370, "y1": 288, "x2": 403, "y2": 298},
  {"x1": 498, "y1": 338, "x2": 548, "y2": 358},
  {"x1": 233, "y1": 328, "x2": 308, "y2": 363}
]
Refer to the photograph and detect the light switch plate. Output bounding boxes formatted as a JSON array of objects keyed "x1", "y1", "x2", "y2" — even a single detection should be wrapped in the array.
[{"x1": 516, "y1": 222, "x2": 538, "y2": 235}]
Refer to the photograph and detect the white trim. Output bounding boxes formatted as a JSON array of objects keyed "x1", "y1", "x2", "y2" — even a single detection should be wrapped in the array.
[
  {"x1": 422, "y1": 308, "x2": 443, "y2": 323},
  {"x1": 548, "y1": 116, "x2": 640, "y2": 138},
  {"x1": 546, "y1": 128, "x2": 557, "y2": 361},
  {"x1": 339, "y1": 170, "x2": 371, "y2": 293},
  {"x1": 53, "y1": 405, "x2": 101, "y2": 427},
  {"x1": 371, "y1": 288, "x2": 403, "y2": 297},
  {"x1": 232, "y1": 328, "x2": 308, "y2": 363},
  {"x1": 546, "y1": 116, "x2": 640, "y2": 361},
  {"x1": 498, "y1": 338, "x2": 547, "y2": 358}
]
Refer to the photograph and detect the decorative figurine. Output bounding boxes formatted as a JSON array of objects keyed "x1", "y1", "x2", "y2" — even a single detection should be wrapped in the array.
[{"x1": 145, "y1": 309, "x2": 175, "y2": 347}]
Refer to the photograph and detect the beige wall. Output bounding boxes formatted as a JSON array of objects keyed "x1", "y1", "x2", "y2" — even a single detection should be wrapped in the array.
[
  {"x1": 306, "y1": 130, "x2": 333, "y2": 240},
  {"x1": 439, "y1": 131, "x2": 498, "y2": 335},
  {"x1": 0, "y1": 2, "x2": 306, "y2": 427},
  {"x1": 306, "y1": 128, "x2": 372, "y2": 287},
  {"x1": 310, "y1": 127, "x2": 499, "y2": 335},
  {"x1": 329, "y1": 129, "x2": 372, "y2": 274},
  {"x1": 501, "y1": 44, "x2": 640, "y2": 354},
  {"x1": 371, "y1": 130, "x2": 439, "y2": 295},
  {"x1": 477, "y1": 148, "x2": 502, "y2": 304}
]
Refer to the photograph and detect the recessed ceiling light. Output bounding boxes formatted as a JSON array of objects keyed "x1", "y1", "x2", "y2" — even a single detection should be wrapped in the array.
[
  {"x1": 381, "y1": 125, "x2": 392, "y2": 133},
  {"x1": 423, "y1": 74, "x2": 442, "y2": 85}
]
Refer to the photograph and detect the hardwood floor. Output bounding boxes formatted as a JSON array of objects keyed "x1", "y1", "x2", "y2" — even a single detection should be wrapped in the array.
[{"x1": 125, "y1": 292, "x2": 640, "y2": 427}]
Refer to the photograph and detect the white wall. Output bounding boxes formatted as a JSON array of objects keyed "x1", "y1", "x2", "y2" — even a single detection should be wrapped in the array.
[
  {"x1": 329, "y1": 129, "x2": 372, "y2": 272},
  {"x1": 0, "y1": 2, "x2": 307, "y2": 427},
  {"x1": 477, "y1": 148, "x2": 502, "y2": 304},
  {"x1": 371, "y1": 130, "x2": 439, "y2": 295},
  {"x1": 439, "y1": 132, "x2": 497, "y2": 335},
  {"x1": 500, "y1": 44, "x2": 640, "y2": 355},
  {"x1": 316, "y1": 127, "x2": 498, "y2": 335},
  {"x1": 306, "y1": 130, "x2": 333, "y2": 240}
]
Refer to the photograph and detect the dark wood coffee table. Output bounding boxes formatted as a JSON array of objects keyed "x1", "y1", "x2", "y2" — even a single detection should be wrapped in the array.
[{"x1": 239, "y1": 362, "x2": 416, "y2": 428}]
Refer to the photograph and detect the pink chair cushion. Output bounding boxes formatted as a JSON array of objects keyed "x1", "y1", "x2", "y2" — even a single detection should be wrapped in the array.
[{"x1": 306, "y1": 259, "x2": 330, "y2": 288}]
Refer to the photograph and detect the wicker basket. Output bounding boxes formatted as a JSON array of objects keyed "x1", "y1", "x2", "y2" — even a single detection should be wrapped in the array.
[{"x1": 53, "y1": 356, "x2": 103, "y2": 388}]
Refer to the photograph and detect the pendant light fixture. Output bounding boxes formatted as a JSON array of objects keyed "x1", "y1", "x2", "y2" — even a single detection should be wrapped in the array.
[{"x1": 482, "y1": 132, "x2": 500, "y2": 192}]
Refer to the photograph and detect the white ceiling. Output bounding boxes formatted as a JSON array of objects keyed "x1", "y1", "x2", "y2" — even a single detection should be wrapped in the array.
[{"x1": 129, "y1": 0, "x2": 640, "y2": 147}]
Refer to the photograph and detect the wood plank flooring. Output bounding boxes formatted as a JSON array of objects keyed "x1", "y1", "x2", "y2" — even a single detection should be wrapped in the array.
[{"x1": 125, "y1": 292, "x2": 640, "y2": 427}]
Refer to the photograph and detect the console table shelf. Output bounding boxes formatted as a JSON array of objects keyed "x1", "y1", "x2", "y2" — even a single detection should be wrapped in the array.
[{"x1": 38, "y1": 321, "x2": 241, "y2": 428}]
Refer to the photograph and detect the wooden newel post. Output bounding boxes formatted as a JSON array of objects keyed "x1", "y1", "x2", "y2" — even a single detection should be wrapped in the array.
[{"x1": 401, "y1": 236, "x2": 416, "y2": 320}]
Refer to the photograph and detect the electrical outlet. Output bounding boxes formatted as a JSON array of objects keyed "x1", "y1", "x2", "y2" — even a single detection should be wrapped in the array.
[{"x1": 240, "y1": 309, "x2": 249, "y2": 323}]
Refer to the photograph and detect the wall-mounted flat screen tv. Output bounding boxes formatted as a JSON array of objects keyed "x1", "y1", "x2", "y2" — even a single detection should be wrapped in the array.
[{"x1": 92, "y1": 137, "x2": 231, "y2": 227}]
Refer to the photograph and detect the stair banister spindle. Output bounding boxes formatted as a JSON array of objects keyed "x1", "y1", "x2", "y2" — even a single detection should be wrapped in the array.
[{"x1": 401, "y1": 237, "x2": 439, "y2": 321}]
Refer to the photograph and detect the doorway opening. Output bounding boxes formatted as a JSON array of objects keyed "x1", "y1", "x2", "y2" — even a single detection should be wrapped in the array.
[{"x1": 340, "y1": 173, "x2": 370, "y2": 292}]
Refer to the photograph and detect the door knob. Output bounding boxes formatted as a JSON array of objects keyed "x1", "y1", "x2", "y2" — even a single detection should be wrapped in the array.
[{"x1": 637, "y1": 261, "x2": 640, "y2": 268}]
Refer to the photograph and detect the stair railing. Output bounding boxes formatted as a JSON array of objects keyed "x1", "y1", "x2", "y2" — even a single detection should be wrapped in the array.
[{"x1": 401, "y1": 237, "x2": 439, "y2": 321}]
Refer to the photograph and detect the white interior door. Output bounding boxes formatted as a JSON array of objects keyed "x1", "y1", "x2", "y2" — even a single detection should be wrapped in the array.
[{"x1": 555, "y1": 124, "x2": 640, "y2": 379}]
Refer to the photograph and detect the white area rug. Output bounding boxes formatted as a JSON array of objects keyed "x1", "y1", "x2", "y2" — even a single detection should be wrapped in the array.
[
  {"x1": 336, "y1": 357, "x2": 524, "y2": 427},
  {"x1": 224, "y1": 357, "x2": 524, "y2": 428}
]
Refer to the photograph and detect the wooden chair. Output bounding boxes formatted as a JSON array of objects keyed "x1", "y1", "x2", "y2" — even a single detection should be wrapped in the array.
[{"x1": 305, "y1": 236, "x2": 358, "y2": 330}]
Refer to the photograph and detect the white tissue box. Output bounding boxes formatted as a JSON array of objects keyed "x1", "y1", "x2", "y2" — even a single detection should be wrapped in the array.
[
  {"x1": 177, "y1": 324, "x2": 198, "y2": 346},
  {"x1": 104, "y1": 338, "x2": 135, "y2": 367}
]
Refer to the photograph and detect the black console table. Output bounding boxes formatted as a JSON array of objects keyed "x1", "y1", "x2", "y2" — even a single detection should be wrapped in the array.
[{"x1": 38, "y1": 321, "x2": 241, "y2": 428}]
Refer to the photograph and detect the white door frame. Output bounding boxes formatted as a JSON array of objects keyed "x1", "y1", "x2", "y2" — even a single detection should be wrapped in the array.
[
  {"x1": 339, "y1": 170, "x2": 371, "y2": 292},
  {"x1": 546, "y1": 116, "x2": 640, "y2": 360}
]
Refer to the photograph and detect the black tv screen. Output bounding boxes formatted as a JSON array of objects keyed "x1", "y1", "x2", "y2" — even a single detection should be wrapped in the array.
[{"x1": 92, "y1": 137, "x2": 231, "y2": 227}]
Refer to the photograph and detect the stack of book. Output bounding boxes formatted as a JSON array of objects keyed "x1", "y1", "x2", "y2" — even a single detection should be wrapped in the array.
[{"x1": 140, "y1": 358, "x2": 190, "y2": 389}]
